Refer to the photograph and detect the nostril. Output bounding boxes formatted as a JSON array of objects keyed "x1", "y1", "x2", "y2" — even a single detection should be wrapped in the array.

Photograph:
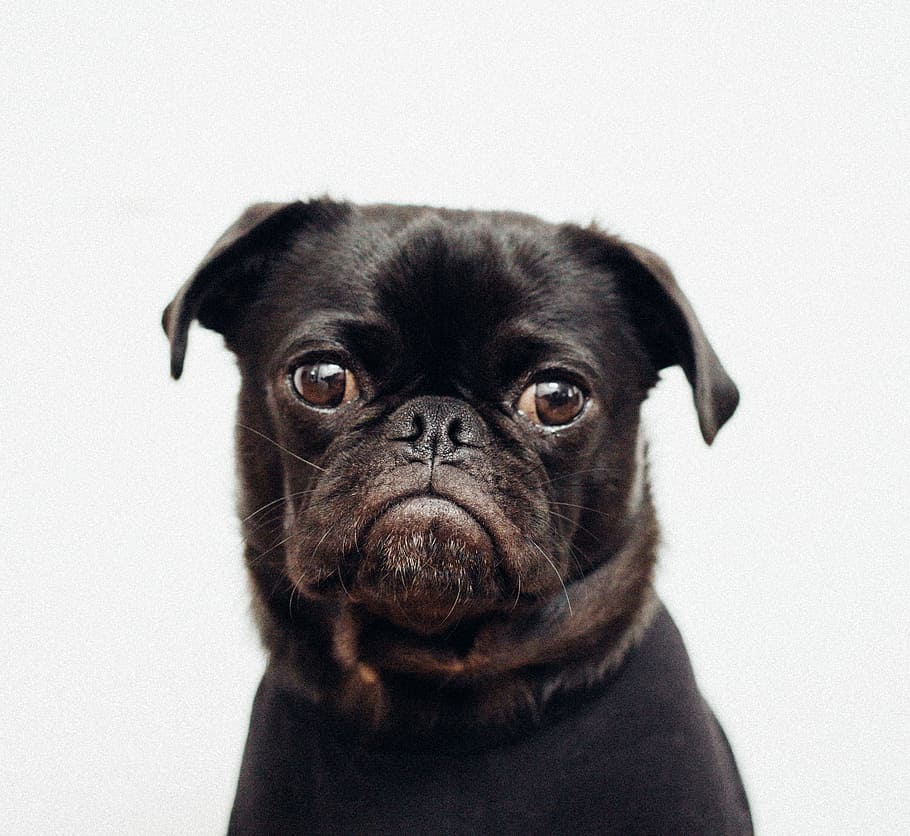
[
  {"x1": 408, "y1": 413, "x2": 425, "y2": 442},
  {"x1": 387, "y1": 398, "x2": 485, "y2": 458},
  {"x1": 388, "y1": 410, "x2": 425, "y2": 443},
  {"x1": 447, "y1": 416, "x2": 463, "y2": 446}
]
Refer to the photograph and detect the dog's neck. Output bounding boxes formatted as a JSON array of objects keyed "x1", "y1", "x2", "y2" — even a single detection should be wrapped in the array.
[{"x1": 246, "y1": 482, "x2": 660, "y2": 741}]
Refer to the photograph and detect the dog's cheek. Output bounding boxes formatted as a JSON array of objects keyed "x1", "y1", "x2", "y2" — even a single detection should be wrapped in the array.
[
  {"x1": 285, "y1": 432, "x2": 396, "y2": 585},
  {"x1": 274, "y1": 406, "x2": 345, "y2": 465},
  {"x1": 523, "y1": 395, "x2": 638, "y2": 562},
  {"x1": 565, "y1": 407, "x2": 645, "y2": 563}
]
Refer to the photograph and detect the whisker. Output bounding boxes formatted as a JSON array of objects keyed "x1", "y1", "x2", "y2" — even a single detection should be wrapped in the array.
[
  {"x1": 529, "y1": 466, "x2": 618, "y2": 490},
  {"x1": 267, "y1": 573, "x2": 292, "y2": 603},
  {"x1": 251, "y1": 534, "x2": 292, "y2": 566},
  {"x1": 543, "y1": 515, "x2": 592, "y2": 581},
  {"x1": 236, "y1": 423, "x2": 326, "y2": 472},
  {"x1": 547, "y1": 509, "x2": 602, "y2": 544},
  {"x1": 511, "y1": 459, "x2": 550, "y2": 480},
  {"x1": 551, "y1": 500, "x2": 615, "y2": 521},
  {"x1": 511, "y1": 571, "x2": 522, "y2": 611},
  {"x1": 309, "y1": 524, "x2": 337, "y2": 564},
  {"x1": 565, "y1": 540, "x2": 589, "y2": 580},
  {"x1": 295, "y1": 520, "x2": 348, "y2": 608},
  {"x1": 528, "y1": 539, "x2": 572, "y2": 615},
  {"x1": 336, "y1": 566, "x2": 352, "y2": 601},
  {"x1": 242, "y1": 510, "x2": 290, "y2": 555},
  {"x1": 440, "y1": 578, "x2": 462, "y2": 626},
  {"x1": 243, "y1": 495, "x2": 291, "y2": 523},
  {"x1": 242, "y1": 489, "x2": 320, "y2": 523},
  {"x1": 543, "y1": 520, "x2": 587, "y2": 581},
  {"x1": 289, "y1": 567, "x2": 309, "y2": 617}
]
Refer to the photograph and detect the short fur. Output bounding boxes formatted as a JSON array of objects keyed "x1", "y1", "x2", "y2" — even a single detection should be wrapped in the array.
[{"x1": 164, "y1": 199, "x2": 749, "y2": 832}]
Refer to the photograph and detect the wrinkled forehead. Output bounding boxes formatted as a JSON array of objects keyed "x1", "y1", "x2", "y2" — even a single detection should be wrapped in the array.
[{"x1": 264, "y1": 215, "x2": 617, "y2": 378}]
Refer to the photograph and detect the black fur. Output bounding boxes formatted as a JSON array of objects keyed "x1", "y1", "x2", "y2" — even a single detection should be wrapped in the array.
[{"x1": 164, "y1": 199, "x2": 750, "y2": 833}]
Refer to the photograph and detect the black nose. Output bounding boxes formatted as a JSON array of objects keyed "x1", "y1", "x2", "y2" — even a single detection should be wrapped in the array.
[{"x1": 387, "y1": 396, "x2": 485, "y2": 464}]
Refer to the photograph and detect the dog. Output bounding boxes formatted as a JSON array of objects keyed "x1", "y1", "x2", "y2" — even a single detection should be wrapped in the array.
[{"x1": 164, "y1": 199, "x2": 752, "y2": 834}]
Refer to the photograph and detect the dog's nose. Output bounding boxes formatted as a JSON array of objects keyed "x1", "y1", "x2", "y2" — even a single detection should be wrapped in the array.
[{"x1": 387, "y1": 396, "x2": 484, "y2": 464}]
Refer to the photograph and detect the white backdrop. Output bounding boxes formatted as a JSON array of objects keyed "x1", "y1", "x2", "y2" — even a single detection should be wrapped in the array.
[{"x1": 2, "y1": 3, "x2": 906, "y2": 834}]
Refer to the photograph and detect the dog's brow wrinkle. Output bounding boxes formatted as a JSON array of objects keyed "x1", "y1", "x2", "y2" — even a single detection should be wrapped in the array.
[{"x1": 236, "y1": 423, "x2": 326, "y2": 472}]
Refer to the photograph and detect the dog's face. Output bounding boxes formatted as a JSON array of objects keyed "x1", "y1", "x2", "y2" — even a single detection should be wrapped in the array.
[{"x1": 164, "y1": 200, "x2": 737, "y2": 718}]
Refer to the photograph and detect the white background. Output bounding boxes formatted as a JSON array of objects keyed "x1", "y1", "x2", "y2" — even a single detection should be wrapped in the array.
[{"x1": 2, "y1": 3, "x2": 906, "y2": 834}]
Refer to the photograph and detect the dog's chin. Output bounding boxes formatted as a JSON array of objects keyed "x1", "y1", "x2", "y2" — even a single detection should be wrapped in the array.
[{"x1": 345, "y1": 496, "x2": 507, "y2": 635}]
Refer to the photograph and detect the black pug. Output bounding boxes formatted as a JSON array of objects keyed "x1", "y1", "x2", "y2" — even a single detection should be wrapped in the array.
[{"x1": 164, "y1": 199, "x2": 752, "y2": 835}]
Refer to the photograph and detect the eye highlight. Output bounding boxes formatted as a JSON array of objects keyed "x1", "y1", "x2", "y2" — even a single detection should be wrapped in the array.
[
  {"x1": 290, "y1": 362, "x2": 359, "y2": 409},
  {"x1": 517, "y1": 380, "x2": 586, "y2": 427}
]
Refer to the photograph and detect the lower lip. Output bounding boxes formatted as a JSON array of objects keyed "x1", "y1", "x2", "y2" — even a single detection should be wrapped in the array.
[{"x1": 364, "y1": 496, "x2": 493, "y2": 554}]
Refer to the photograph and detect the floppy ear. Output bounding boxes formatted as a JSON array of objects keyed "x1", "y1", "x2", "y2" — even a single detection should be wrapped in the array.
[
  {"x1": 561, "y1": 225, "x2": 740, "y2": 444},
  {"x1": 162, "y1": 199, "x2": 348, "y2": 379}
]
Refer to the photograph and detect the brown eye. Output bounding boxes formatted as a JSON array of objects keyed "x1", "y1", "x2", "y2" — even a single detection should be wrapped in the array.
[
  {"x1": 290, "y1": 362, "x2": 359, "y2": 408},
  {"x1": 517, "y1": 380, "x2": 586, "y2": 426}
]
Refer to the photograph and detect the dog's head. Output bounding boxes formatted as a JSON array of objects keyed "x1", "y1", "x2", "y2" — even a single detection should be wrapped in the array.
[{"x1": 164, "y1": 200, "x2": 737, "y2": 727}]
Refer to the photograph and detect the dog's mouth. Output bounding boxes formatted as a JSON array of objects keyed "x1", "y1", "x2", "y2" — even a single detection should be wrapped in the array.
[
  {"x1": 296, "y1": 464, "x2": 558, "y2": 635},
  {"x1": 338, "y1": 495, "x2": 504, "y2": 632}
]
